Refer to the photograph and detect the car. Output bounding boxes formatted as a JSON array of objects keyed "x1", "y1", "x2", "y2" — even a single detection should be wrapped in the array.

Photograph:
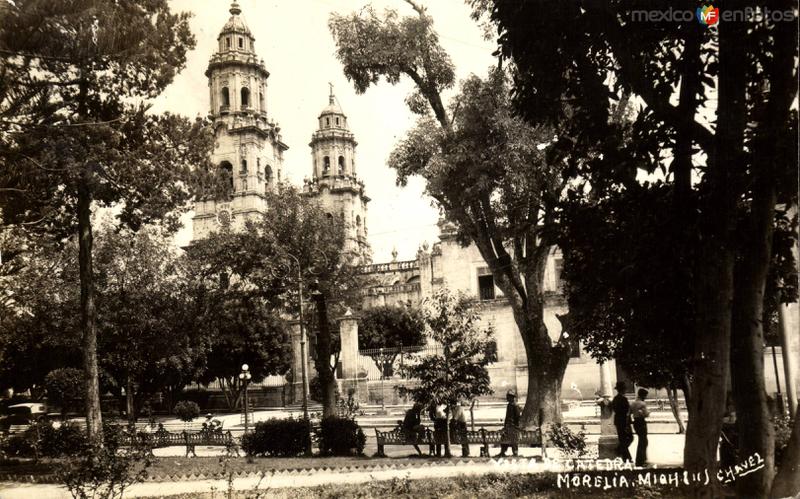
[{"x1": 0, "y1": 403, "x2": 48, "y2": 432}]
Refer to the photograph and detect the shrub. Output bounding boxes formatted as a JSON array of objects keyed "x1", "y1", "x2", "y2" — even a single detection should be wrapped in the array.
[
  {"x1": 317, "y1": 416, "x2": 366, "y2": 456},
  {"x1": 547, "y1": 423, "x2": 588, "y2": 460},
  {"x1": 241, "y1": 418, "x2": 311, "y2": 457},
  {"x1": 57, "y1": 424, "x2": 152, "y2": 499},
  {"x1": 0, "y1": 432, "x2": 36, "y2": 458},
  {"x1": 0, "y1": 419, "x2": 88, "y2": 458},
  {"x1": 40, "y1": 422, "x2": 87, "y2": 457},
  {"x1": 45, "y1": 368, "x2": 85, "y2": 417},
  {"x1": 173, "y1": 401, "x2": 200, "y2": 422},
  {"x1": 336, "y1": 388, "x2": 362, "y2": 419}
]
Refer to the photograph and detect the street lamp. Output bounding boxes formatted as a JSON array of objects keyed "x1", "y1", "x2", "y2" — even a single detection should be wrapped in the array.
[
  {"x1": 239, "y1": 364, "x2": 252, "y2": 433},
  {"x1": 379, "y1": 347, "x2": 387, "y2": 415}
]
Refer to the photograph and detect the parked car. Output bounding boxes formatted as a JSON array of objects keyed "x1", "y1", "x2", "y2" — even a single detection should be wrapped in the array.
[{"x1": 0, "y1": 403, "x2": 48, "y2": 431}]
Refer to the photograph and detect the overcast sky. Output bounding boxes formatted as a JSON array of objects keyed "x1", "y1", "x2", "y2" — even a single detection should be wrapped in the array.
[{"x1": 154, "y1": 0, "x2": 495, "y2": 262}]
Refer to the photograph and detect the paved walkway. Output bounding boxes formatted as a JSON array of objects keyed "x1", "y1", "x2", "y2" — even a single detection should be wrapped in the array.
[{"x1": 0, "y1": 434, "x2": 685, "y2": 499}]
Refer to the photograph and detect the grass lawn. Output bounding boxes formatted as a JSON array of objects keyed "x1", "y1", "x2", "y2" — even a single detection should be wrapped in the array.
[{"x1": 157, "y1": 472, "x2": 705, "y2": 498}]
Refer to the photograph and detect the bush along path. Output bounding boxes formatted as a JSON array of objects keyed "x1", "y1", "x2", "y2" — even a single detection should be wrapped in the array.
[{"x1": 0, "y1": 463, "x2": 700, "y2": 499}]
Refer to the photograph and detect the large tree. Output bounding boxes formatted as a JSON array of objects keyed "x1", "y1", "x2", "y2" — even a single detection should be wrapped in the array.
[
  {"x1": 558, "y1": 185, "x2": 695, "y2": 433},
  {"x1": 0, "y1": 238, "x2": 82, "y2": 393},
  {"x1": 93, "y1": 224, "x2": 206, "y2": 421},
  {"x1": 0, "y1": 0, "x2": 212, "y2": 444},
  {"x1": 480, "y1": 0, "x2": 798, "y2": 495},
  {"x1": 359, "y1": 304, "x2": 425, "y2": 376},
  {"x1": 188, "y1": 186, "x2": 361, "y2": 417},
  {"x1": 330, "y1": 4, "x2": 578, "y2": 425}
]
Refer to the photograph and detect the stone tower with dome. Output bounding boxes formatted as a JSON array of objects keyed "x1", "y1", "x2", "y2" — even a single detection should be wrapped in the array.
[
  {"x1": 302, "y1": 85, "x2": 370, "y2": 259},
  {"x1": 191, "y1": 2, "x2": 288, "y2": 242}
]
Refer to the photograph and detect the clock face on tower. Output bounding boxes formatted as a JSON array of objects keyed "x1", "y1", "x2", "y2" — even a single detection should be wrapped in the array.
[{"x1": 217, "y1": 209, "x2": 232, "y2": 229}]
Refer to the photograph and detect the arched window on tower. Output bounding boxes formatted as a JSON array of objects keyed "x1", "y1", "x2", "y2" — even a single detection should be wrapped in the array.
[
  {"x1": 219, "y1": 161, "x2": 234, "y2": 197},
  {"x1": 265, "y1": 165, "x2": 273, "y2": 184},
  {"x1": 240, "y1": 159, "x2": 247, "y2": 174},
  {"x1": 335, "y1": 117, "x2": 340, "y2": 126},
  {"x1": 323, "y1": 156, "x2": 330, "y2": 175},
  {"x1": 326, "y1": 118, "x2": 330, "y2": 127},
  {"x1": 221, "y1": 87, "x2": 230, "y2": 110},
  {"x1": 259, "y1": 91, "x2": 264, "y2": 111},
  {"x1": 226, "y1": 37, "x2": 231, "y2": 49},
  {"x1": 241, "y1": 87, "x2": 250, "y2": 109},
  {"x1": 238, "y1": 37, "x2": 243, "y2": 49},
  {"x1": 338, "y1": 156, "x2": 345, "y2": 175}
]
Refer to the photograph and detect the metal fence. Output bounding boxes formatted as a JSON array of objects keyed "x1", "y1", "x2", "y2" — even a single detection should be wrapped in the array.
[
  {"x1": 187, "y1": 374, "x2": 288, "y2": 391},
  {"x1": 355, "y1": 344, "x2": 443, "y2": 381}
]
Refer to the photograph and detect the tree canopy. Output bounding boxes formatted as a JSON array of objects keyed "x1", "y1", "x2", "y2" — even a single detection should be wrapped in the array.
[
  {"x1": 330, "y1": 2, "x2": 577, "y2": 425},
  {"x1": 0, "y1": 0, "x2": 214, "y2": 443},
  {"x1": 398, "y1": 288, "x2": 496, "y2": 455},
  {"x1": 478, "y1": 0, "x2": 798, "y2": 494}
]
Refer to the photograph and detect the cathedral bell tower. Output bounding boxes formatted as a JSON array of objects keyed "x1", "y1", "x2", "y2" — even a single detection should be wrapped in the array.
[
  {"x1": 192, "y1": 2, "x2": 288, "y2": 242},
  {"x1": 303, "y1": 86, "x2": 370, "y2": 259}
]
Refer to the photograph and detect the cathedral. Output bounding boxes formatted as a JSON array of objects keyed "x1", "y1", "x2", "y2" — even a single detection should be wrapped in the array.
[
  {"x1": 191, "y1": 3, "x2": 616, "y2": 403},
  {"x1": 192, "y1": 2, "x2": 368, "y2": 258}
]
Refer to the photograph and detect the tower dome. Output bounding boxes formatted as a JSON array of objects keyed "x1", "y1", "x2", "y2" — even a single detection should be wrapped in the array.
[
  {"x1": 192, "y1": 2, "x2": 288, "y2": 244},
  {"x1": 306, "y1": 86, "x2": 370, "y2": 260},
  {"x1": 215, "y1": 2, "x2": 256, "y2": 55},
  {"x1": 317, "y1": 83, "x2": 348, "y2": 130}
]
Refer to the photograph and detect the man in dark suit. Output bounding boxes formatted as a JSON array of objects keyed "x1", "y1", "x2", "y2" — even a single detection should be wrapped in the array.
[
  {"x1": 496, "y1": 390, "x2": 521, "y2": 457},
  {"x1": 611, "y1": 381, "x2": 633, "y2": 461}
]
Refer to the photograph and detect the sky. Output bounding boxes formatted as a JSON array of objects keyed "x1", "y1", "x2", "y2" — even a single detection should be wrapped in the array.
[{"x1": 154, "y1": 0, "x2": 496, "y2": 262}]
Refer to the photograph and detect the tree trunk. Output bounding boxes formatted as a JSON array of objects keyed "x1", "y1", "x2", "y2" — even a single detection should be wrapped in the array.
[
  {"x1": 731, "y1": 177, "x2": 777, "y2": 498},
  {"x1": 667, "y1": 387, "x2": 685, "y2": 434},
  {"x1": 520, "y1": 330, "x2": 569, "y2": 425},
  {"x1": 126, "y1": 375, "x2": 136, "y2": 425},
  {"x1": 683, "y1": 3, "x2": 746, "y2": 494},
  {"x1": 771, "y1": 407, "x2": 800, "y2": 498},
  {"x1": 313, "y1": 293, "x2": 337, "y2": 418},
  {"x1": 685, "y1": 248, "x2": 734, "y2": 496},
  {"x1": 78, "y1": 174, "x2": 103, "y2": 446},
  {"x1": 444, "y1": 412, "x2": 452, "y2": 458}
]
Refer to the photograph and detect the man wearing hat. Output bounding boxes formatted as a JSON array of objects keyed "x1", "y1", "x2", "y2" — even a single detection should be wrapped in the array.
[
  {"x1": 611, "y1": 381, "x2": 633, "y2": 461},
  {"x1": 496, "y1": 390, "x2": 521, "y2": 457}
]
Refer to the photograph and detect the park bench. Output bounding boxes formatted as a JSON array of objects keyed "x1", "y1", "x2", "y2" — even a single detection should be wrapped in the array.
[
  {"x1": 124, "y1": 426, "x2": 237, "y2": 457},
  {"x1": 477, "y1": 427, "x2": 547, "y2": 458},
  {"x1": 375, "y1": 425, "x2": 547, "y2": 458},
  {"x1": 374, "y1": 427, "x2": 431, "y2": 457}
]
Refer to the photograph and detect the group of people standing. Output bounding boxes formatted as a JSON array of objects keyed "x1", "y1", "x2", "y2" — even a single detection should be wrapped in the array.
[
  {"x1": 401, "y1": 400, "x2": 472, "y2": 456},
  {"x1": 402, "y1": 384, "x2": 651, "y2": 466},
  {"x1": 611, "y1": 381, "x2": 650, "y2": 467},
  {"x1": 401, "y1": 390, "x2": 522, "y2": 458}
]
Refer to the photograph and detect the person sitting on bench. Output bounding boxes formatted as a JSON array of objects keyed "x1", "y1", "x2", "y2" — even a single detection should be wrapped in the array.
[{"x1": 402, "y1": 402, "x2": 425, "y2": 456}]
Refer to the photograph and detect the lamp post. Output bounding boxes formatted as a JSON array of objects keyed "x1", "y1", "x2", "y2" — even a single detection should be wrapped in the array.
[
  {"x1": 284, "y1": 252, "x2": 313, "y2": 456},
  {"x1": 284, "y1": 253, "x2": 310, "y2": 423},
  {"x1": 239, "y1": 364, "x2": 252, "y2": 433},
  {"x1": 379, "y1": 347, "x2": 386, "y2": 415}
]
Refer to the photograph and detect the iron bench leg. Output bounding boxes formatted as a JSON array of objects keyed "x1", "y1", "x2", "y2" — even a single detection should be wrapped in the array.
[{"x1": 374, "y1": 429, "x2": 386, "y2": 457}]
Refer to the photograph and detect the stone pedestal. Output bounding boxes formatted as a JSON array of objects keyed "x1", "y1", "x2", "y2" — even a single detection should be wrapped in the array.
[
  {"x1": 339, "y1": 310, "x2": 359, "y2": 379},
  {"x1": 337, "y1": 310, "x2": 366, "y2": 401},
  {"x1": 597, "y1": 361, "x2": 618, "y2": 459},
  {"x1": 289, "y1": 321, "x2": 313, "y2": 406}
]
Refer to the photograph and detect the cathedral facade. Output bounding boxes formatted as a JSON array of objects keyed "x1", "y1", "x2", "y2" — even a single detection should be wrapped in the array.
[{"x1": 192, "y1": 3, "x2": 603, "y2": 402}]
